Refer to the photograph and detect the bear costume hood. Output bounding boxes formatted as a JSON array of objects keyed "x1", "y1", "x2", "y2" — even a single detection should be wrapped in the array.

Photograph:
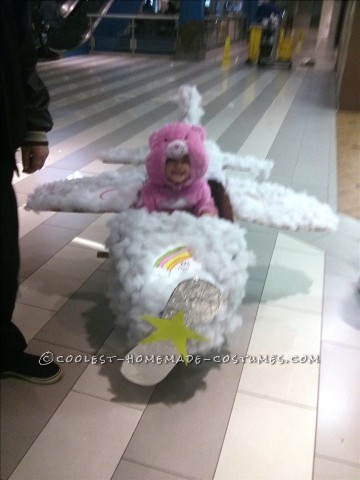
[{"x1": 145, "y1": 122, "x2": 208, "y2": 190}]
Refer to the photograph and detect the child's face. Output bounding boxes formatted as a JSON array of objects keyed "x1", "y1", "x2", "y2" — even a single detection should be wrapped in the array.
[{"x1": 165, "y1": 155, "x2": 191, "y2": 184}]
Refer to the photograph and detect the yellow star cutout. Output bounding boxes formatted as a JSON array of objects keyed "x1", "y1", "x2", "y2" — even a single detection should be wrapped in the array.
[{"x1": 139, "y1": 310, "x2": 207, "y2": 365}]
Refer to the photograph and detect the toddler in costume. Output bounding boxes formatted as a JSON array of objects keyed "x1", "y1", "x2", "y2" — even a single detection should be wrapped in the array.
[{"x1": 136, "y1": 122, "x2": 218, "y2": 216}]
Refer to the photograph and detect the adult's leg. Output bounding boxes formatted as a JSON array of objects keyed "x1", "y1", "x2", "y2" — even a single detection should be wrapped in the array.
[
  {"x1": 0, "y1": 163, "x2": 27, "y2": 363},
  {"x1": 0, "y1": 162, "x2": 61, "y2": 383}
]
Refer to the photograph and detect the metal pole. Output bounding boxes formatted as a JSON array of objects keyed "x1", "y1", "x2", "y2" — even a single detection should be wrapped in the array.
[
  {"x1": 131, "y1": 17, "x2": 135, "y2": 54},
  {"x1": 89, "y1": 15, "x2": 93, "y2": 52}
]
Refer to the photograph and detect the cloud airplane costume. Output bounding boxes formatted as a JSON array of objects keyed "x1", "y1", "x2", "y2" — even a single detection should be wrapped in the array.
[{"x1": 26, "y1": 85, "x2": 338, "y2": 385}]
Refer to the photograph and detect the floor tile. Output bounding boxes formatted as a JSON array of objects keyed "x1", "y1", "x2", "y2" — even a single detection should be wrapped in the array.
[
  {"x1": 12, "y1": 303, "x2": 55, "y2": 343},
  {"x1": 275, "y1": 232, "x2": 324, "y2": 256},
  {"x1": 18, "y1": 206, "x2": 55, "y2": 239},
  {"x1": 243, "y1": 228, "x2": 277, "y2": 282},
  {"x1": 112, "y1": 459, "x2": 188, "y2": 480},
  {"x1": 237, "y1": 72, "x2": 305, "y2": 158},
  {"x1": 214, "y1": 392, "x2": 316, "y2": 480},
  {"x1": 293, "y1": 162, "x2": 331, "y2": 191},
  {"x1": 15, "y1": 191, "x2": 28, "y2": 208},
  {"x1": 97, "y1": 257, "x2": 111, "y2": 272},
  {"x1": 18, "y1": 245, "x2": 105, "y2": 311},
  {"x1": 216, "y1": 71, "x2": 290, "y2": 155},
  {"x1": 287, "y1": 229, "x2": 329, "y2": 245},
  {"x1": 44, "y1": 211, "x2": 100, "y2": 230},
  {"x1": 315, "y1": 342, "x2": 360, "y2": 465},
  {"x1": 123, "y1": 360, "x2": 244, "y2": 480},
  {"x1": 322, "y1": 272, "x2": 360, "y2": 348},
  {"x1": 19, "y1": 223, "x2": 86, "y2": 281},
  {"x1": 0, "y1": 340, "x2": 89, "y2": 480},
  {"x1": 204, "y1": 69, "x2": 277, "y2": 141},
  {"x1": 13, "y1": 167, "x2": 71, "y2": 194},
  {"x1": 261, "y1": 246, "x2": 325, "y2": 314},
  {"x1": 48, "y1": 124, "x2": 115, "y2": 166},
  {"x1": 35, "y1": 270, "x2": 115, "y2": 354},
  {"x1": 325, "y1": 254, "x2": 359, "y2": 279},
  {"x1": 73, "y1": 325, "x2": 154, "y2": 409},
  {"x1": 289, "y1": 183, "x2": 331, "y2": 203},
  {"x1": 73, "y1": 359, "x2": 154, "y2": 411},
  {"x1": 312, "y1": 231, "x2": 359, "y2": 266},
  {"x1": 239, "y1": 304, "x2": 321, "y2": 407},
  {"x1": 9, "y1": 391, "x2": 142, "y2": 480},
  {"x1": 70, "y1": 213, "x2": 114, "y2": 253},
  {"x1": 242, "y1": 221, "x2": 281, "y2": 239},
  {"x1": 242, "y1": 277, "x2": 265, "y2": 305},
  {"x1": 227, "y1": 279, "x2": 264, "y2": 354},
  {"x1": 313, "y1": 456, "x2": 360, "y2": 479},
  {"x1": 79, "y1": 159, "x2": 121, "y2": 174},
  {"x1": 337, "y1": 214, "x2": 360, "y2": 241}
]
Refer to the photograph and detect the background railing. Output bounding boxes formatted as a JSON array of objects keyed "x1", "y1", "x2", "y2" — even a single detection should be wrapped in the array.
[
  {"x1": 204, "y1": 14, "x2": 247, "y2": 49},
  {"x1": 88, "y1": 13, "x2": 179, "y2": 54},
  {"x1": 88, "y1": 12, "x2": 246, "y2": 55}
]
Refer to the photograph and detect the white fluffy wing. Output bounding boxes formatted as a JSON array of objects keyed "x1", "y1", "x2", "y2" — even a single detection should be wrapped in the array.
[
  {"x1": 226, "y1": 177, "x2": 338, "y2": 232},
  {"x1": 26, "y1": 170, "x2": 145, "y2": 213},
  {"x1": 100, "y1": 145, "x2": 149, "y2": 165}
]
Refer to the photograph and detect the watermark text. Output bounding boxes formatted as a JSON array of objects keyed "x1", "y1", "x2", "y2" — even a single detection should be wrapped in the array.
[{"x1": 39, "y1": 351, "x2": 320, "y2": 366}]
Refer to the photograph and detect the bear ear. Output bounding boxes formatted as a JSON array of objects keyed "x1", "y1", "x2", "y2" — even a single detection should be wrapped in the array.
[
  {"x1": 190, "y1": 125, "x2": 206, "y2": 141},
  {"x1": 149, "y1": 131, "x2": 160, "y2": 148}
]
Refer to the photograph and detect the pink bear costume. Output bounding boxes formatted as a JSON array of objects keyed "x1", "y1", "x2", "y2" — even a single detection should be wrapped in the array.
[{"x1": 136, "y1": 122, "x2": 218, "y2": 216}]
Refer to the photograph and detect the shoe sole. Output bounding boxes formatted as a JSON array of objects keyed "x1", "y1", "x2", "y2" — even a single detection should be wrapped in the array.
[
  {"x1": 121, "y1": 278, "x2": 221, "y2": 386},
  {"x1": 0, "y1": 368, "x2": 62, "y2": 385}
]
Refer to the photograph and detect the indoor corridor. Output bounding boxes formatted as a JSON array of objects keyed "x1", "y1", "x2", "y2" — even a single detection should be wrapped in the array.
[{"x1": 1, "y1": 29, "x2": 359, "y2": 480}]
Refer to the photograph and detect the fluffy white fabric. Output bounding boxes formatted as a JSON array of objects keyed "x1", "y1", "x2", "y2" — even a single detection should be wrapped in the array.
[
  {"x1": 107, "y1": 209, "x2": 254, "y2": 353},
  {"x1": 205, "y1": 139, "x2": 273, "y2": 182},
  {"x1": 26, "y1": 170, "x2": 145, "y2": 213},
  {"x1": 26, "y1": 166, "x2": 338, "y2": 232},
  {"x1": 226, "y1": 178, "x2": 339, "y2": 231},
  {"x1": 101, "y1": 145, "x2": 149, "y2": 165},
  {"x1": 172, "y1": 84, "x2": 205, "y2": 125}
]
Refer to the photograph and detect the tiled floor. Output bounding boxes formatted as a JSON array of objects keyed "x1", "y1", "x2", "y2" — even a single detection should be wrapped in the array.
[{"x1": 1, "y1": 32, "x2": 360, "y2": 480}]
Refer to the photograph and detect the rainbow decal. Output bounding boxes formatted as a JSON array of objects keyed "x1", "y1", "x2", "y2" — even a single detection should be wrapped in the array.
[{"x1": 154, "y1": 246, "x2": 192, "y2": 272}]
